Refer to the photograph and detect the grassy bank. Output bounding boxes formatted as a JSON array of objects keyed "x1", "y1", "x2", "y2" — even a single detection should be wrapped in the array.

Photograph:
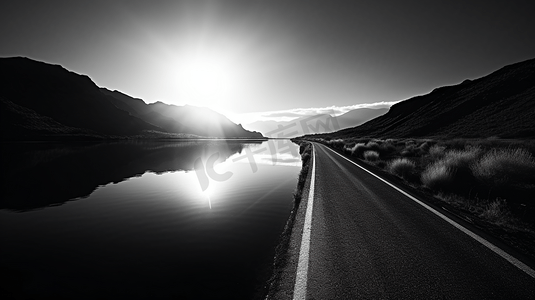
[
  {"x1": 264, "y1": 140, "x2": 312, "y2": 299},
  {"x1": 310, "y1": 137, "x2": 535, "y2": 259},
  {"x1": 293, "y1": 141, "x2": 313, "y2": 206}
]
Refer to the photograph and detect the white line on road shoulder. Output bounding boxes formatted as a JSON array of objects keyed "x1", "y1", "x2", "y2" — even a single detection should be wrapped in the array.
[
  {"x1": 322, "y1": 144, "x2": 535, "y2": 279},
  {"x1": 293, "y1": 145, "x2": 316, "y2": 300}
]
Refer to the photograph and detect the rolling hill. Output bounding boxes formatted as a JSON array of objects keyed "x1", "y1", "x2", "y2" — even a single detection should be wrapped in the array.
[{"x1": 308, "y1": 58, "x2": 535, "y2": 139}]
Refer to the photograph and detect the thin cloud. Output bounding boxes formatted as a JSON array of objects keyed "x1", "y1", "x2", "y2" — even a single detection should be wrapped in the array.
[
  {"x1": 240, "y1": 101, "x2": 400, "y2": 123},
  {"x1": 262, "y1": 112, "x2": 304, "y2": 118}
]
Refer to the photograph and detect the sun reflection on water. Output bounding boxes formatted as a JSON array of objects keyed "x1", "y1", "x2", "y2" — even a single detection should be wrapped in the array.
[{"x1": 0, "y1": 140, "x2": 302, "y2": 299}]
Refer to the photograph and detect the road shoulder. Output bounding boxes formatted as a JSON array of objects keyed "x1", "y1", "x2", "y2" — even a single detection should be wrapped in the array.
[{"x1": 265, "y1": 143, "x2": 315, "y2": 300}]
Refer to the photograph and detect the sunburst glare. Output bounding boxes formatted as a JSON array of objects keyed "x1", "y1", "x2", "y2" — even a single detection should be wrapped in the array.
[{"x1": 174, "y1": 50, "x2": 239, "y2": 110}]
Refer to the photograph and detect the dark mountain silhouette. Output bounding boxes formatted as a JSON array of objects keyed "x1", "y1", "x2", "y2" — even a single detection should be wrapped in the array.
[
  {"x1": 0, "y1": 141, "x2": 251, "y2": 211},
  {"x1": 0, "y1": 57, "x2": 162, "y2": 137},
  {"x1": 0, "y1": 96, "x2": 102, "y2": 140},
  {"x1": 101, "y1": 89, "x2": 263, "y2": 138},
  {"x1": 308, "y1": 58, "x2": 535, "y2": 139},
  {"x1": 245, "y1": 108, "x2": 387, "y2": 137},
  {"x1": 0, "y1": 57, "x2": 263, "y2": 140}
]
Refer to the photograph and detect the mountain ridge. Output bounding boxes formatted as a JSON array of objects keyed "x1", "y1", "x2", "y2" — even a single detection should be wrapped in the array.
[
  {"x1": 306, "y1": 58, "x2": 535, "y2": 139},
  {"x1": 101, "y1": 88, "x2": 263, "y2": 138},
  {"x1": 0, "y1": 57, "x2": 263, "y2": 140}
]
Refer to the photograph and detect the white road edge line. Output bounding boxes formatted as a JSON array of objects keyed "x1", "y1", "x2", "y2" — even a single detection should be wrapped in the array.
[
  {"x1": 322, "y1": 144, "x2": 535, "y2": 279},
  {"x1": 293, "y1": 145, "x2": 316, "y2": 300}
]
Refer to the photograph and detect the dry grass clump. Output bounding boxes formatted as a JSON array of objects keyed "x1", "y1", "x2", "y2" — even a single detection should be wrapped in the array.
[
  {"x1": 471, "y1": 148, "x2": 535, "y2": 189},
  {"x1": 387, "y1": 158, "x2": 416, "y2": 180},
  {"x1": 443, "y1": 146, "x2": 482, "y2": 168},
  {"x1": 421, "y1": 146, "x2": 482, "y2": 193},
  {"x1": 342, "y1": 144, "x2": 352, "y2": 155},
  {"x1": 405, "y1": 140, "x2": 416, "y2": 146},
  {"x1": 348, "y1": 143, "x2": 367, "y2": 158},
  {"x1": 325, "y1": 138, "x2": 345, "y2": 150},
  {"x1": 428, "y1": 145, "x2": 446, "y2": 158},
  {"x1": 299, "y1": 142, "x2": 310, "y2": 155},
  {"x1": 400, "y1": 140, "x2": 434, "y2": 157},
  {"x1": 347, "y1": 140, "x2": 396, "y2": 159},
  {"x1": 366, "y1": 141, "x2": 381, "y2": 152},
  {"x1": 479, "y1": 198, "x2": 511, "y2": 226},
  {"x1": 363, "y1": 150, "x2": 379, "y2": 162},
  {"x1": 375, "y1": 160, "x2": 387, "y2": 169},
  {"x1": 436, "y1": 193, "x2": 521, "y2": 229},
  {"x1": 418, "y1": 141, "x2": 432, "y2": 152},
  {"x1": 440, "y1": 139, "x2": 471, "y2": 150},
  {"x1": 401, "y1": 144, "x2": 418, "y2": 157},
  {"x1": 294, "y1": 141, "x2": 312, "y2": 205},
  {"x1": 421, "y1": 161, "x2": 454, "y2": 191},
  {"x1": 381, "y1": 142, "x2": 397, "y2": 155}
]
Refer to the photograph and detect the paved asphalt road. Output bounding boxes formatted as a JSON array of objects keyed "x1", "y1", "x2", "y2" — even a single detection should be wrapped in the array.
[{"x1": 295, "y1": 143, "x2": 534, "y2": 299}]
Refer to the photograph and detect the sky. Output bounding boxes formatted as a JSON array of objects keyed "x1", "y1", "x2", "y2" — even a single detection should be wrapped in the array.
[{"x1": 2, "y1": 0, "x2": 535, "y2": 124}]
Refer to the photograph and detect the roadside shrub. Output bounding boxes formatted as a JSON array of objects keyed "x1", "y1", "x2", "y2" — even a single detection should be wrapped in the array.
[
  {"x1": 471, "y1": 148, "x2": 535, "y2": 189},
  {"x1": 429, "y1": 145, "x2": 446, "y2": 158},
  {"x1": 418, "y1": 141, "x2": 432, "y2": 153},
  {"x1": 387, "y1": 158, "x2": 416, "y2": 180},
  {"x1": 342, "y1": 144, "x2": 352, "y2": 155},
  {"x1": 294, "y1": 143, "x2": 312, "y2": 205},
  {"x1": 344, "y1": 141, "x2": 356, "y2": 149},
  {"x1": 422, "y1": 146, "x2": 481, "y2": 194},
  {"x1": 393, "y1": 139, "x2": 406, "y2": 147},
  {"x1": 442, "y1": 139, "x2": 470, "y2": 150},
  {"x1": 301, "y1": 152, "x2": 310, "y2": 165},
  {"x1": 401, "y1": 142, "x2": 427, "y2": 157},
  {"x1": 327, "y1": 139, "x2": 345, "y2": 150},
  {"x1": 375, "y1": 160, "x2": 387, "y2": 169},
  {"x1": 363, "y1": 150, "x2": 379, "y2": 162},
  {"x1": 381, "y1": 141, "x2": 396, "y2": 154},
  {"x1": 353, "y1": 138, "x2": 371, "y2": 144},
  {"x1": 421, "y1": 161, "x2": 454, "y2": 191},
  {"x1": 443, "y1": 146, "x2": 481, "y2": 168},
  {"x1": 401, "y1": 144, "x2": 418, "y2": 157},
  {"x1": 405, "y1": 140, "x2": 416, "y2": 147},
  {"x1": 299, "y1": 142, "x2": 310, "y2": 155},
  {"x1": 366, "y1": 141, "x2": 381, "y2": 152},
  {"x1": 350, "y1": 143, "x2": 367, "y2": 158},
  {"x1": 480, "y1": 198, "x2": 511, "y2": 226}
]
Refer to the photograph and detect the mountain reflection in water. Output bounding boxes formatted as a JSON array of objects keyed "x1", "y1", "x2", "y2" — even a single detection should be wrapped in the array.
[
  {"x1": 0, "y1": 140, "x2": 301, "y2": 300},
  {"x1": 2, "y1": 141, "x2": 253, "y2": 210}
]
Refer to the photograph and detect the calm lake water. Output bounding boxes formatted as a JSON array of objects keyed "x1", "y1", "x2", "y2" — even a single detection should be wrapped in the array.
[{"x1": 0, "y1": 140, "x2": 301, "y2": 299}]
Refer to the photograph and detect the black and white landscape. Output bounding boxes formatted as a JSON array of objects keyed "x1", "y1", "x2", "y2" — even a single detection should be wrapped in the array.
[{"x1": 2, "y1": 1, "x2": 535, "y2": 299}]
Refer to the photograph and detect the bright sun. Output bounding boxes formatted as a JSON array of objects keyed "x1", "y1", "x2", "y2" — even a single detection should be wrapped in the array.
[{"x1": 175, "y1": 52, "x2": 236, "y2": 109}]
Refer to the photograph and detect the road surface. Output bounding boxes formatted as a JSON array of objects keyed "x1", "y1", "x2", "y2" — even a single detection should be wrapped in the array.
[{"x1": 289, "y1": 142, "x2": 535, "y2": 299}]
